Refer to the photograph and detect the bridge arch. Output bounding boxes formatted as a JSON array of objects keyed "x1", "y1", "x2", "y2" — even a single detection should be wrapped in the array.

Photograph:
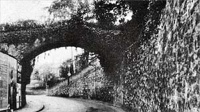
[
  {"x1": 0, "y1": 24, "x2": 123, "y2": 106},
  {"x1": 0, "y1": 24, "x2": 122, "y2": 83}
]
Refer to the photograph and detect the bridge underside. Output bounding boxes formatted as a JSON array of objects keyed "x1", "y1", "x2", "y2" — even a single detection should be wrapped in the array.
[
  {"x1": 0, "y1": 23, "x2": 127, "y2": 84},
  {"x1": 0, "y1": 24, "x2": 127, "y2": 106}
]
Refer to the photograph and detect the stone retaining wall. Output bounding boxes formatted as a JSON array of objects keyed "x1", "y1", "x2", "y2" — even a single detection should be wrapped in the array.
[
  {"x1": 117, "y1": 0, "x2": 200, "y2": 111},
  {"x1": 48, "y1": 58, "x2": 114, "y2": 103}
]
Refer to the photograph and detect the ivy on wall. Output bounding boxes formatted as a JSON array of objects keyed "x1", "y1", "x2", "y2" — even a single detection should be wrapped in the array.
[
  {"x1": 48, "y1": 59, "x2": 114, "y2": 103},
  {"x1": 119, "y1": 0, "x2": 200, "y2": 112}
]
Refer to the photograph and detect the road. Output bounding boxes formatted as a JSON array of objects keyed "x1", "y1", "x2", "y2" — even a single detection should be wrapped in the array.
[{"x1": 16, "y1": 95, "x2": 126, "y2": 112}]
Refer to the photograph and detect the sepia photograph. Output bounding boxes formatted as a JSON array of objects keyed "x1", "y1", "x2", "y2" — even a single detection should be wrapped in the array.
[{"x1": 0, "y1": 0, "x2": 200, "y2": 112}]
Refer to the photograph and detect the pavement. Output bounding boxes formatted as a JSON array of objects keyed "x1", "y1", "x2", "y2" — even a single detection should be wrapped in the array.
[
  {"x1": 15, "y1": 95, "x2": 44, "y2": 112},
  {"x1": 15, "y1": 95, "x2": 126, "y2": 112}
]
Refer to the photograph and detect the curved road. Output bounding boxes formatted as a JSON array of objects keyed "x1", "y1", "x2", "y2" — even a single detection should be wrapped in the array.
[{"x1": 16, "y1": 95, "x2": 125, "y2": 112}]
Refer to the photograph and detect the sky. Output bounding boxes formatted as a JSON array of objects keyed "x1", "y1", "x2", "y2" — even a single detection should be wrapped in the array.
[
  {"x1": 0, "y1": 0, "x2": 54, "y2": 24},
  {"x1": 0, "y1": 0, "x2": 133, "y2": 24},
  {"x1": 34, "y1": 47, "x2": 84, "y2": 69}
]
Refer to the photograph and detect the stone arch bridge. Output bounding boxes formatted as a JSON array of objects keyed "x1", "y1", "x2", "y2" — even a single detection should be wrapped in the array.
[
  {"x1": 0, "y1": 24, "x2": 123, "y2": 80},
  {"x1": 0, "y1": 23, "x2": 129, "y2": 106}
]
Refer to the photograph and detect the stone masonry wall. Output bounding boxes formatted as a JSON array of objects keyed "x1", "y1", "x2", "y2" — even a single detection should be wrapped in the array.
[
  {"x1": 118, "y1": 0, "x2": 200, "y2": 112},
  {"x1": 48, "y1": 58, "x2": 114, "y2": 103}
]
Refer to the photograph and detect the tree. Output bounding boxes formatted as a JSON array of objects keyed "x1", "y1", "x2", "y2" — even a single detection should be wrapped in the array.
[
  {"x1": 59, "y1": 64, "x2": 70, "y2": 79},
  {"x1": 46, "y1": 0, "x2": 166, "y2": 48},
  {"x1": 59, "y1": 49, "x2": 91, "y2": 78},
  {"x1": 59, "y1": 59, "x2": 74, "y2": 79},
  {"x1": 40, "y1": 70, "x2": 58, "y2": 88},
  {"x1": 31, "y1": 70, "x2": 41, "y2": 80},
  {"x1": 93, "y1": 0, "x2": 132, "y2": 29},
  {"x1": 47, "y1": 0, "x2": 133, "y2": 28},
  {"x1": 48, "y1": 0, "x2": 91, "y2": 23},
  {"x1": 44, "y1": 72, "x2": 57, "y2": 88}
]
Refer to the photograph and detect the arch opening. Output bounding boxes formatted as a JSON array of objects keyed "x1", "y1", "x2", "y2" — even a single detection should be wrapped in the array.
[
  {"x1": 23, "y1": 46, "x2": 114, "y2": 104},
  {"x1": 22, "y1": 46, "x2": 103, "y2": 83}
]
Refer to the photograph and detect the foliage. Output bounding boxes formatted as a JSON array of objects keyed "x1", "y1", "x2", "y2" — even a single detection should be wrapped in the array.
[
  {"x1": 48, "y1": 0, "x2": 91, "y2": 21},
  {"x1": 94, "y1": 0, "x2": 130, "y2": 29},
  {"x1": 78, "y1": 50, "x2": 89, "y2": 69},
  {"x1": 59, "y1": 60, "x2": 74, "y2": 79},
  {"x1": 31, "y1": 70, "x2": 41, "y2": 80},
  {"x1": 59, "y1": 50, "x2": 89, "y2": 78},
  {"x1": 48, "y1": 0, "x2": 134, "y2": 29},
  {"x1": 44, "y1": 72, "x2": 59, "y2": 88},
  {"x1": 48, "y1": 81, "x2": 70, "y2": 97},
  {"x1": 91, "y1": 86, "x2": 114, "y2": 103},
  {"x1": 118, "y1": 0, "x2": 200, "y2": 112},
  {"x1": 0, "y1": 20, "x2": 44, "y2": 32},
  {"x1": 48, "y1": 57, "x2": 113, "y2": 103},
  {"x1": 31, "y1": 67, "x2": 59, "y2": 88}
]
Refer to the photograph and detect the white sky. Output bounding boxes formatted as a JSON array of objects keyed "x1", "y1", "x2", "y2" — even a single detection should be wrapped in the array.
[
  {"x1": 0, "y1": 0, "x2": 54, "y2": 24},
  {"x1": 34, "y1": 47, "x2": 84, "y2": 69}
]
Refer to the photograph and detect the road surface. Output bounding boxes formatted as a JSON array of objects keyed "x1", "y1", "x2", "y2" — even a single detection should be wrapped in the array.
[{"x1": 16, "y1": 95, "x2": 126, "y2": 112}]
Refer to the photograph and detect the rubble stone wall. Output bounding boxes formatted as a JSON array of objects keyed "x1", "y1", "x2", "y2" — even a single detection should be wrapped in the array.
[{"x1": 118, "y1": 0, "x2": 200, "y2": 111}]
